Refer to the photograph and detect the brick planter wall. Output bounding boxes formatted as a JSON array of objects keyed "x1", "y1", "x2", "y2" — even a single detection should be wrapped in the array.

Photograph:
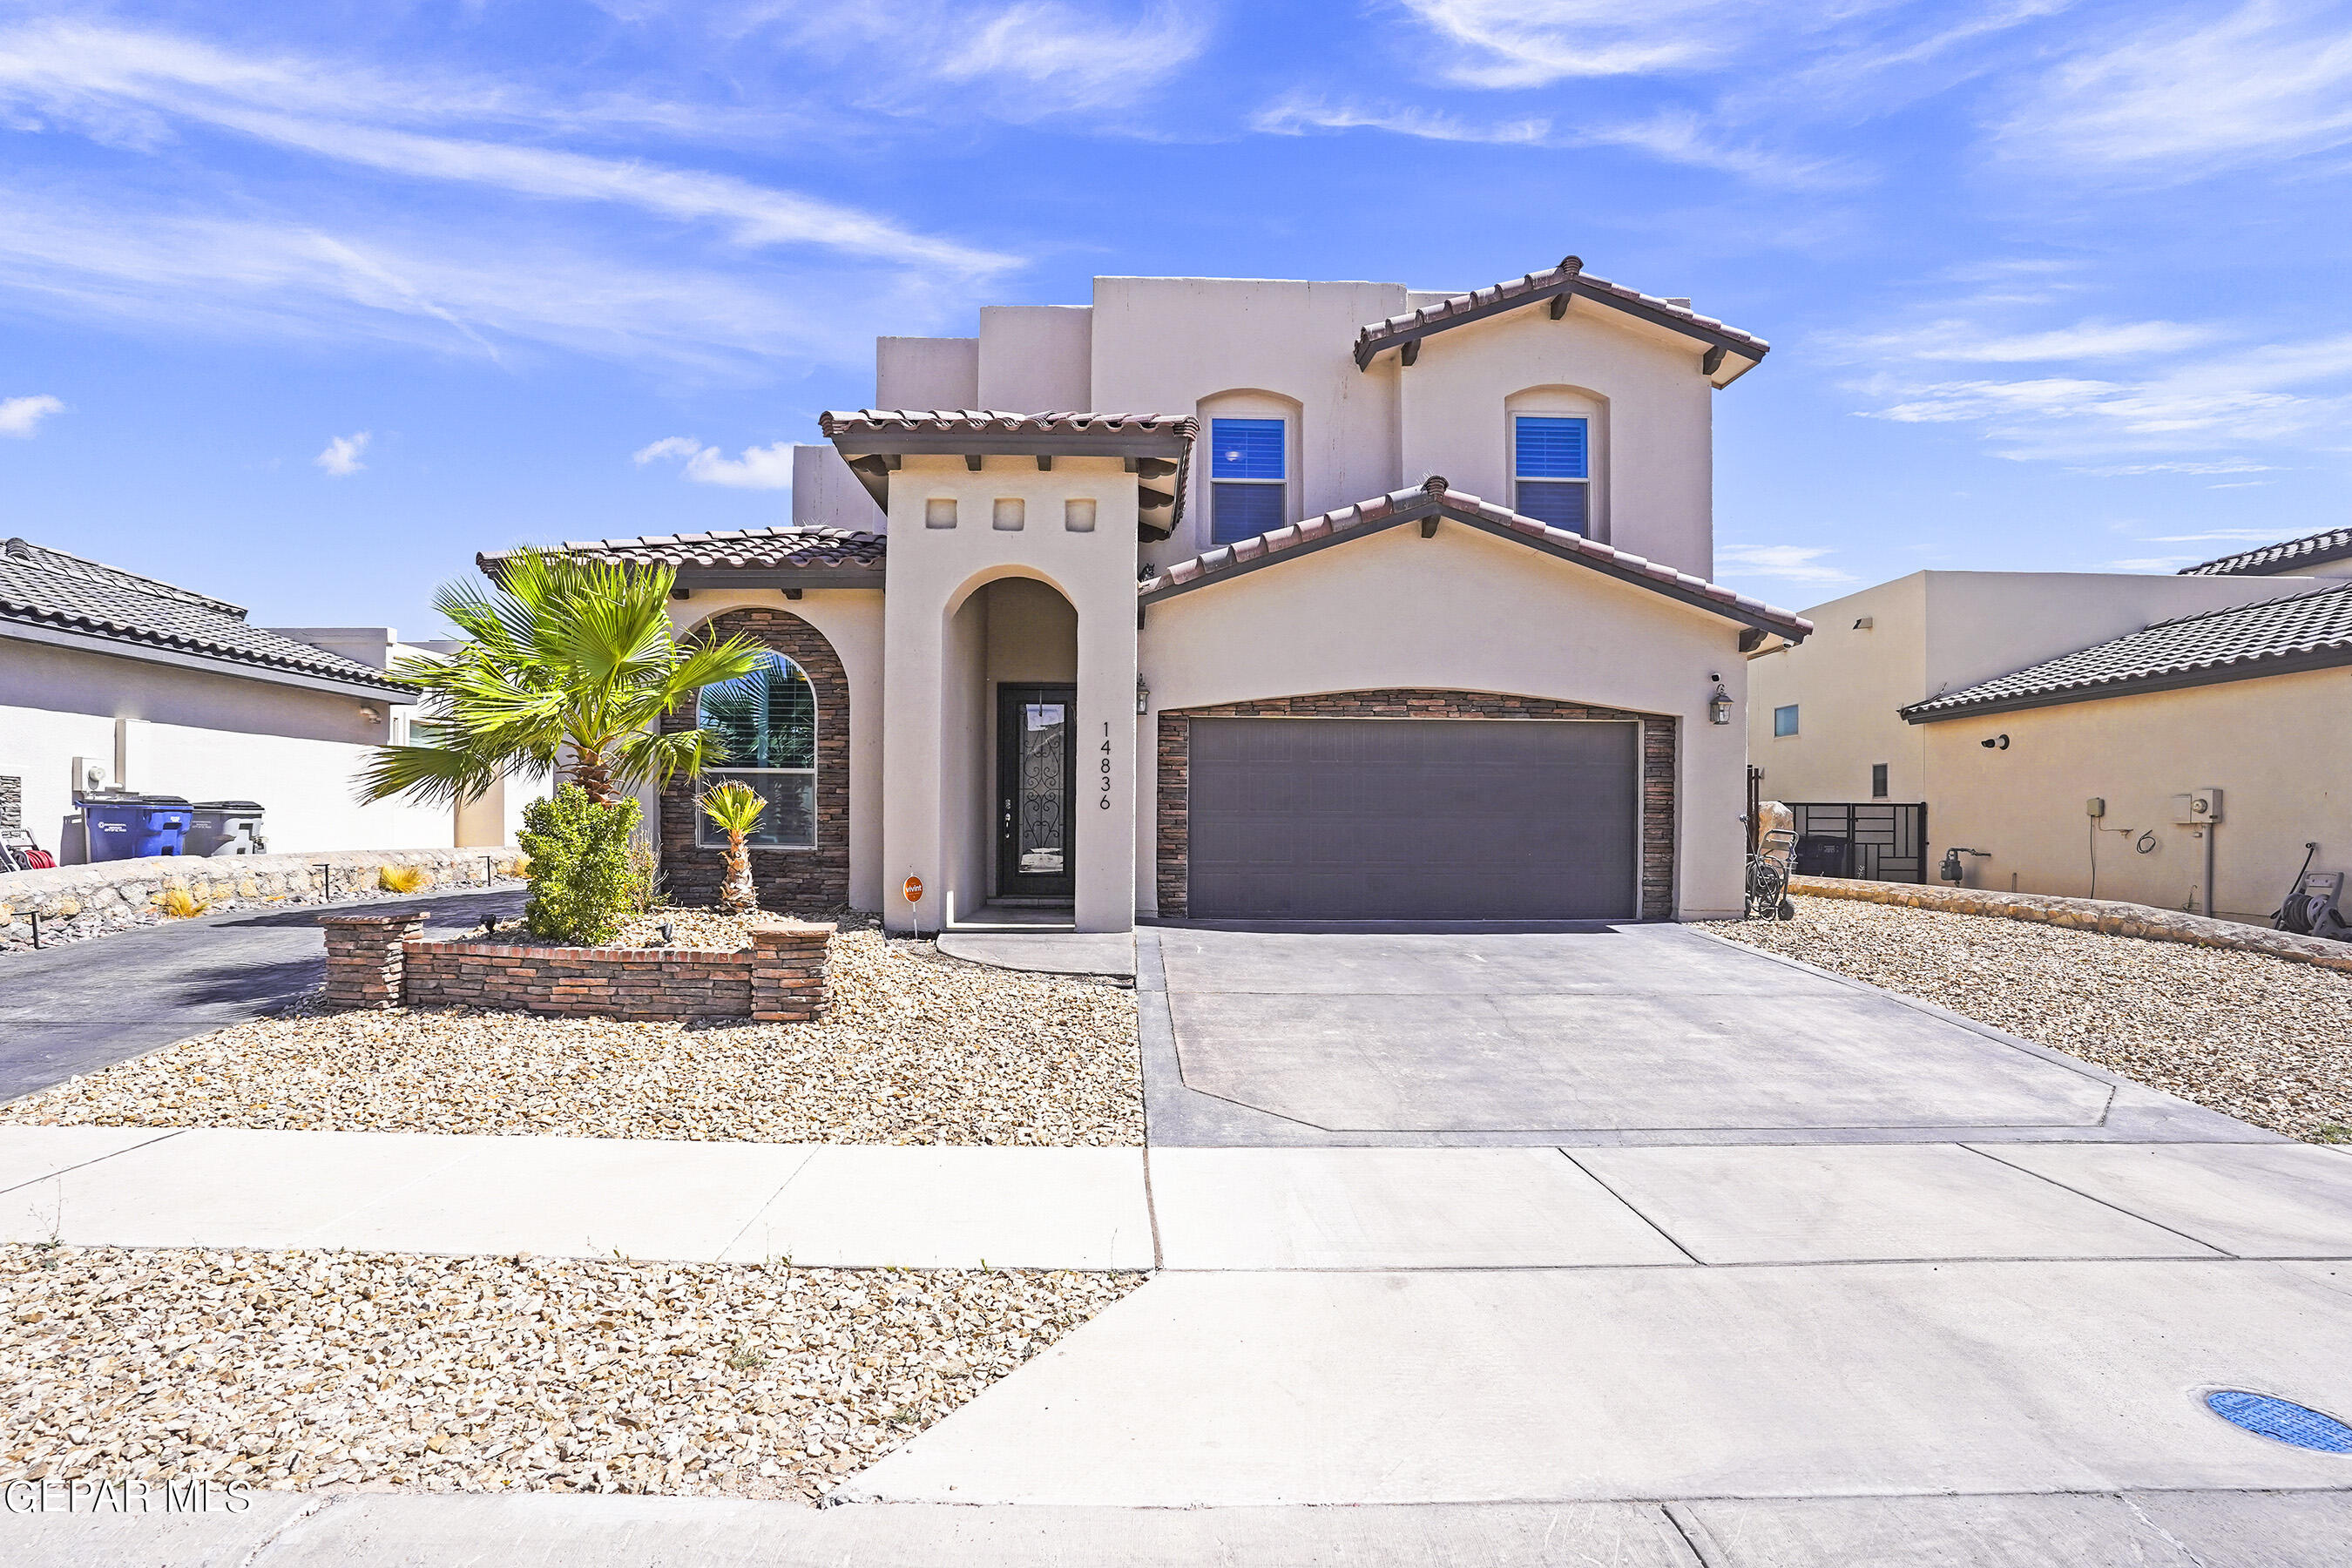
[
  {"x1": 1791, "y1": 875, "x2": 2352, "y2": 978},
  {"x1": 320, "y1": 914, "x2": 426, "y2": 1010},
  {"x1": 321, "y1": 918, "x2": 835, "y2": 1022},
  {"x1": 659, "y1": 608, "x2": 852, "y2": 912},
  {"x1": 1156, "y1": 689, "x2": 1678, "y2": 919}
]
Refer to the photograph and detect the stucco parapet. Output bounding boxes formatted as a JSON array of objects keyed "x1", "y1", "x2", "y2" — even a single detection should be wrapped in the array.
[{"x1": 1791, "y1": 875, "x2": 2352, "y2": 977}]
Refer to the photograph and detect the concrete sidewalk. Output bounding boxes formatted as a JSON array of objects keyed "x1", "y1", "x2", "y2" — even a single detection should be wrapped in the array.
[
  {"x1": 15, "y1": 1487, "x2": 2352, "y2": 1565},
  {"x1": 0, "y1": 1126, "x2": 1153, "y2": 1269}
]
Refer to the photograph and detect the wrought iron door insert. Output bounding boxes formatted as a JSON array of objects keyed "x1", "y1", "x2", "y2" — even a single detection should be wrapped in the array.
[{"x1": 997, "y1": 684, "x2": 1076, "y2": 898}]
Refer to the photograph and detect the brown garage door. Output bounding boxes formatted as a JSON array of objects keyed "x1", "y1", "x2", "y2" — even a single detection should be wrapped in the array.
[{"x1": 1185, "y1": 718, "x2": 1640, "y2": 920}]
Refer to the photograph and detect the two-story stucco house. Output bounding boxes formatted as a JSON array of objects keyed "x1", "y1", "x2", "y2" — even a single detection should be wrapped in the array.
[{"x1": 537, "y1": 259, "x2": 1813, "y2": 933}]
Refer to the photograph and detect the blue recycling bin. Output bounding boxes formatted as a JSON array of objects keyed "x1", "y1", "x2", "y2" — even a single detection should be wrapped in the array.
[{"x1": 83, "y1": 795, "x2": 193, "y2": 862}]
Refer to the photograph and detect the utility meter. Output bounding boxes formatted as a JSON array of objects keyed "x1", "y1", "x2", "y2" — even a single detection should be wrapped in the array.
[{"x1": 2170, "y1": 789, "x2": 2223, "y2": 825}]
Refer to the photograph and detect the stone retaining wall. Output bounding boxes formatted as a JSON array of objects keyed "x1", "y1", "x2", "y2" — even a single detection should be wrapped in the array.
[
  {"x1": 1, "y1": 847, "x2": 525, "y2": 925},
  {"x1": 1792, "y1": 875, "x2": 2352, "y2": 977},
  {"x1": 321, "y1": 914, "x2": 834, "y2": 1023}
]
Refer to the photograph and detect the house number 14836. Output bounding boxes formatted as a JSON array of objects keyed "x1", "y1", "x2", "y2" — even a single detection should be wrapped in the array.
[{"x1": 1099, "y1": 723, "x2": 1112, "y2": 808}]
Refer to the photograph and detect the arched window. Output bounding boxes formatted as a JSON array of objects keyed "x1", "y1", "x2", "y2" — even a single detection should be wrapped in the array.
[{"x1": 697, "y1": 652, "x2": 817, "y2": 849}]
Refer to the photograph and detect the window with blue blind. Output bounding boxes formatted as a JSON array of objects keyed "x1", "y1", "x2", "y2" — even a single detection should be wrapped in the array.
[
  {"x1": 1513, "y1": 416, "x2": 1590, "y2": 535},
  {"x1": 1211, "y1": 417, "x2": 1287, "y2": 544}
]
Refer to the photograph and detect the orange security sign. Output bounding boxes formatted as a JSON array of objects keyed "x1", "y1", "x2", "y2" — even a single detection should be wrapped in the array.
[{"x1": 902, "y1": 875, "x2": 923, "y2": 903}]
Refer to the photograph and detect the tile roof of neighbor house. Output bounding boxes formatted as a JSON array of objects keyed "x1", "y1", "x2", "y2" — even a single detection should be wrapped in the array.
[
  {"x1": 1901, "y1": 580, "x2": 2352, "y2": 721},
  {"x1": 514, "y1": 527, "x2": 888, "y2": 572},
  {"x1": 0, "y1": 536, "x2": 412, "y2": 694},
  {"x1": 1138, "y1": 476, "x2": 1813, "y2": 643},
  {"x1": 1355, "y1": 256, "x2": 1771, "y2": 371},
  {"x1": 2178, "y1": 525, "x2": 2352, "y2": 577}
]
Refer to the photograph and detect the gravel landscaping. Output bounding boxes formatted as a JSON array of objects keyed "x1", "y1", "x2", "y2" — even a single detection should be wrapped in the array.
[
  {"x1": 1718, "y1": 895, "x2": 2352, "y2": 1142},
  {"x1": 0, "y1": 930, "x2": 1143, "y2": 1146},
  {"x1": 0, "y1": 1242, "x2": 1139, "y2": 1502}
]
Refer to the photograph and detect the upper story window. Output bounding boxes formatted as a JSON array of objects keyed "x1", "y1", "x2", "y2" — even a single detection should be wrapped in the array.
[
  {"x1": 1773, "y1": 704, "x2": 1800, "y2": 739},
  {"x1": 1210, "y1": 417, "x2": 1287, "y2": 545},
  {"x1": 1513, "y1": 416, "x2": 1590, "y2": 535},
  {"x1": 697, "y1": 651, "x2": 817, "y2": 850}
]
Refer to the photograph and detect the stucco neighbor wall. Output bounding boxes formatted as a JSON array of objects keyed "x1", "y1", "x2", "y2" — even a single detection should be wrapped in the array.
[
  {"x1": 977, "y1": 306, "x2": 1093, "y2": 411},
  {"x1": 1136, "y1": 521, "x2": 1752, "y2": 919},
  {"x1": 1916, "y1": 664, "x2": 2352, "y2": 923},
  {"x1": 1747, "y1": 570, "x2": 2327, "y2": 806},
  {"x1": 0, "y1": 638, "x2": 449, "y2": 861}
]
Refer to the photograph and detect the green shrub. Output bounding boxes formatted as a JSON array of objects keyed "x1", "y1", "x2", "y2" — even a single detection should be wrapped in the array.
[{"x1": 518, "y1": 785, "x2": 643, "y2": 944}]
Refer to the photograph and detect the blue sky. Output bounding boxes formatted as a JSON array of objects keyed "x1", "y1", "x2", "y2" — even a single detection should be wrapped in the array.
[{"x1": 2, "y1": 0, "x2": 2349, "y2": 633}]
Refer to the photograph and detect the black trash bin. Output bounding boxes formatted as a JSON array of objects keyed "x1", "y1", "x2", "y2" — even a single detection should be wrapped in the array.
[{"x1": 186, "y1": 801, "x2": 268, "y2": 856}]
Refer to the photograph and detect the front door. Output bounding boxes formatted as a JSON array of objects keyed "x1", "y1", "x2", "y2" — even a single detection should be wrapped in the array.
[{"x1": 997, "y1": 684, "x2": 1076, "y2": 898}]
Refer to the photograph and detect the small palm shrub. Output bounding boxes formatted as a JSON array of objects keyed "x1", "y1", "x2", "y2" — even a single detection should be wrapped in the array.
[
  {"x1": 519, "y1": 785, "x2": 644, "y2": 944},
  {"x1": 698, "y1": 781, "x2": 767, "y2": 916},
  {"x1": 378, "y1": 864, "x2": 432, "y2": 894}
]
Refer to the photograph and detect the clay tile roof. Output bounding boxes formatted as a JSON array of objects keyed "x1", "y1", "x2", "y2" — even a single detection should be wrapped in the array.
[
  {"x1": 1901, "y1": 580, "x2": 2352, "y2": 721},
  {"x1": 528, "y1": 527, "x2": 886, "y2": 571},
  {"x1": 1139, "y1": 477, "x2": 1811, "y2": 641},
  {"x1": 0, "y1": 536, "x2": 412, "y2": 693},
  {"x1": 1355, "y1": 257, "x2": 1769, "y2": 370},
  {"x1": 2177, "y1": 525, "x2": 2352, "y2": 578},
  {"x1": 817, "y1": 409, "x2": 1195, "y2": 439}
]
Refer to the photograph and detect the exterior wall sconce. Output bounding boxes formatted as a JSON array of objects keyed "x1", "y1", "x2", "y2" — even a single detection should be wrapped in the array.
[
  {"x1": 1980, "y1": 733, "x2": 2010, "y2": 750},
  {"x1": 1136, "y1": 674, "x2": 1151, "y2": 714},
  {"x1": 1707, "y1": 675, "x2": 1733, "y2": 726}
]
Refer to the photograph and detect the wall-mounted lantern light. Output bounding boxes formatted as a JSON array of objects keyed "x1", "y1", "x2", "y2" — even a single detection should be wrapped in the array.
[
  {"x1": 1137, "y1": 674, "x2": 1151, "y2": 714},
  {"x1": 1707, "y1": 675, "x2": 1733, "y2": 726}
]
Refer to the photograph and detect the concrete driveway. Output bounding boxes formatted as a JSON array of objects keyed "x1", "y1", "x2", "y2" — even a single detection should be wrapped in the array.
[{"x1": 1139, "y1": 923, "x2": 2269, "y2": 1146}]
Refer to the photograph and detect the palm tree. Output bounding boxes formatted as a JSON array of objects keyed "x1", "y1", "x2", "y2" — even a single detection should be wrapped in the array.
[
  {"x1": 698, "y1": 781, "x2": 768, "y2": 914},
  {"x1": 360, "y1": 549, "x2": 764, "y2": 809}
]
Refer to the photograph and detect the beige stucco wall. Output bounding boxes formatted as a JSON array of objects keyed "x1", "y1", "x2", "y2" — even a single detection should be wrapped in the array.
[
  {"x1": 1747, "y1": 570, "x2": 2323, "y2": 805},
  {"x1": 666, "y1": 587, "x2": 886, "y2": 912},
  {"x1": 1138, "y1": 521, "x2": 1754, "y2": 919},
  {"x1": 977, "y1": 306, "x2": 1093, "y2": 411},
  {"x1": 791, "y1": 444, "x2": 885, "y2": 531},
  {"x1": 1089, "y1": 276, "x2": 1409, "y2": 570},
  {"x1": 876, "y1": 335, "x2": 978, "y2": 409},
  {"x1": 879, "y1": 456, "x2": 1140, "y2": 931},
  {"x1": 1398, "y1": 302, "x2": 1714, "y2": 576},
  {"x1": 1917, "y1": 666, "x2": 2352, "y2": 922}
]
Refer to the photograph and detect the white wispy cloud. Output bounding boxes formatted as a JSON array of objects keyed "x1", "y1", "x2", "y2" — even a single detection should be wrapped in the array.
[
  {"x1": 745, "y1": 1, "x2": 1208, "y2": 118},
  {"x1": 633, "y1": 436, "x2": 795, "y2": 489},
  {"x1": 1250, "y1": 97, "x2": 1848, "y2": 186},
  {"x1": 1848, "y1": 328, "x2": 2352, "y2": 462},
  {"x1": 1996, "y1": 0, "x2": 2352, "y2": 179},
  {"x1": 0, "y1": 20, "x2": 1012, "y2": 274},
  {"x1": 2070, "y1": 460, "x2": 2276, "y2": 476},
  {"x1": 0, "y1": 394, "x2": 64, "y2": 436},
  {"x1": 315, "y1": 430, "x2": 370, "y2": 476},
  {"x1": 1843, "y1": 318, "x2": 2228, "y2": 363},
  {"x1": 0, "y1": 186, "x2": 894, "y2": 375},
  {"x1": 1716, "y1": 544, "x2": 1857, "y2": 584},
  {"x1": 2146, "y1": 527, "x2": 2300, "y2": 542},
  {"x1": 1391, "y1": 0, "x2": 1746, "y2": 87}
]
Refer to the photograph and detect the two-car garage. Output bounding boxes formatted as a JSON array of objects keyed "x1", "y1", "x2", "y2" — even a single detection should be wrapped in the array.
[{"x1": 1179, "y1": 717, "x2": 1643, "y2": 920}]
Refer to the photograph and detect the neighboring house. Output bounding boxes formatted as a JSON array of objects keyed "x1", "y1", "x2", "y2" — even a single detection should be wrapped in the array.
[
  {"x1": 537, "y1": 258, "x2": 1813, "y2": 932},
  {"x1": 0, "y1": 537, "x2": 530, "y2": 861},
  {"x1": 1747, "y1": 540, "x2": 2352, "y2": 921}
]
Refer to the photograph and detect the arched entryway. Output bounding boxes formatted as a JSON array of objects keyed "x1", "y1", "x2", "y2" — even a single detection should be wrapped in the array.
[{"x1": 941, "y1": 574, "x2": 1080, "y2": 921}]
